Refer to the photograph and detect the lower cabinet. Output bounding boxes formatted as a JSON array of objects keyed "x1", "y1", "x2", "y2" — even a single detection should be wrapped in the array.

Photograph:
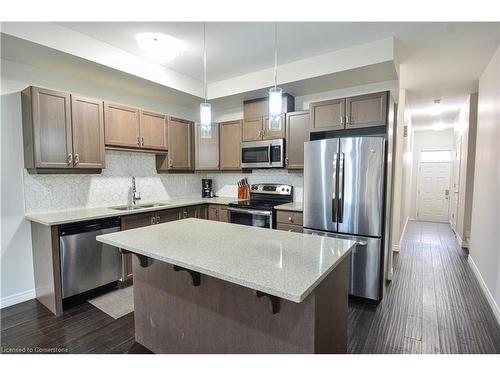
[
  {"x1": 276, "y1": 210, "x2": 303, "y2": 233},
  {"x1": 179, "y1": 205, "x2": 207, "y2": 220},
  {"x1": 208, "y1": 205, "x2": 230, "y2": 223}
]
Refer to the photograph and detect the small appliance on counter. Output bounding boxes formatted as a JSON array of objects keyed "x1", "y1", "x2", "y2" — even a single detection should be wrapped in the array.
[
  {"x1": 229, "y1": 183, "x2": 293, "y2": 229},
  {"x1": 202, "y1": 179, "x2": 214, "y2": 198}
]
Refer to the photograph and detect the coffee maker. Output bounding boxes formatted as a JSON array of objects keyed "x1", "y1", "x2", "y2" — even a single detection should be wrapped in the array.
[{"x1": 201, "y1": 179, "x2": 213, "y2": 198}]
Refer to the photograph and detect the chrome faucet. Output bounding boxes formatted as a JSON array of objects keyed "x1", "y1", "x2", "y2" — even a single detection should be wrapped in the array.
[{"x1": 128, "y1": 176, "x2": 141, "y2": 208}]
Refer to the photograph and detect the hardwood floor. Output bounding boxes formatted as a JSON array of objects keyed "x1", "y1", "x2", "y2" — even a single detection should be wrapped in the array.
[{"x1": 1, "y1": 220, "x2": 499, "y2": 354}]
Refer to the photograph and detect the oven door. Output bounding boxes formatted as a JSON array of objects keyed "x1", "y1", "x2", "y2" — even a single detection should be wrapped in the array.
[
  {"x1": 241, "y1": 139, "x2": 284, "y2": 168},
  {"x1": 228, "y1": 207, "x2": 273, "y2": 229}
]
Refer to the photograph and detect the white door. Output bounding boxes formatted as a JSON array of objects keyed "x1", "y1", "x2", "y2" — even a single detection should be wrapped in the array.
[
  {"x1": 450, "y1": 138, "x2": 462, "y2": 230},
  {"x1": 417, "y1": 161, "x2": 451, "y2": 222}
]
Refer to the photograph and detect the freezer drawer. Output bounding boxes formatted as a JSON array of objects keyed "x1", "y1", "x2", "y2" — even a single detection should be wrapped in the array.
[
  {"x1": 303, "y1": 229, "x2": 382, "y2": 301},
  {"x1": 60, "y1": 219, "x2": 122, "y2": 298}
]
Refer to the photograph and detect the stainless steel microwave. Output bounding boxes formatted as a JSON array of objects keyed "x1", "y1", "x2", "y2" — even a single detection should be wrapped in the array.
[{"x1": 241, "y1": 139, "x2": 285, "y2": 168}]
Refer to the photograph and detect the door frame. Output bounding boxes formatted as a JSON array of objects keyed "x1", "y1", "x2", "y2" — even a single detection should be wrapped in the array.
[{"x1": 416, "y1": 149, "x2": 453, "y2": 222}]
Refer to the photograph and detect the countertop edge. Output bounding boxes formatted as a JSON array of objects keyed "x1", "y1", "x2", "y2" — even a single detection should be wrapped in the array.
[{"x1": 96, "y1": 233, "x2": 355, "y2": 303}]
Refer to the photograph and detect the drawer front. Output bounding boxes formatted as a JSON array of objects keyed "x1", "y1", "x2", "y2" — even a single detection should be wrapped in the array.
[
  {"x1": 276, "y1": 211, "x2": 303, "y2": 226},
  {"x1": 277, "y1": 223, "x2": 303, "y2": 233}
]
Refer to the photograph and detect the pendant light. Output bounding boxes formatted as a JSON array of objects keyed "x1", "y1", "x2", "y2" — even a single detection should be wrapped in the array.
[
  {"x1": 200, "y1": 22, "x2": 212, "y2": 138},
  {"x1": 269, "y1": 22, "x2": 282, "y2": 131}
]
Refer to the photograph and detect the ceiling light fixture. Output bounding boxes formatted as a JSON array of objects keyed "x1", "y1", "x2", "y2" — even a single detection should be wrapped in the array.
[
  {"x1": 200, "y1": 22, "x2": 212, "y2": 139},
  {"x1": 428, "y1": 99, "x2": 443, "y2": 116},
  {"x1": 269, "y1": 22, "x2": 282, "y2": 131},
  {"x1": 136, "y1": 32, "x2": 187, "y2": 64}
]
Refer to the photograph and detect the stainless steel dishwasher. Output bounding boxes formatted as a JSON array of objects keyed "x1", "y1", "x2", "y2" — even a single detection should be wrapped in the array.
[{"x1": 59, "y1": 218, "x2": 122, "y2": 299}]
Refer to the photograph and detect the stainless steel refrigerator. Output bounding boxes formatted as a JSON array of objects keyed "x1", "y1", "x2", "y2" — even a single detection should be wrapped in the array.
[{"x1": 303, "y1": 137, "x2": 386, "y2": 301}]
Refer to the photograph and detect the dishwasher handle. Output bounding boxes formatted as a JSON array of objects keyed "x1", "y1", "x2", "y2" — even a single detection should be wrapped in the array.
[{"x1": 60, "y1": 218, "x2": 121, "y2": 236}]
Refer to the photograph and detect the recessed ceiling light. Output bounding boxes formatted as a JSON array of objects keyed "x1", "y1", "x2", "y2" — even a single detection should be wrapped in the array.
[
  {"x1": 428, "y1": 99, "x2": 443, "y2": 116},
  {"x1": 136, "y1": 32, "x2": 187, "y2": 64}
]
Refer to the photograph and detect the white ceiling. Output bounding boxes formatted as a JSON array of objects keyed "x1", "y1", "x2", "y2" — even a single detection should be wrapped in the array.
[{"x1": 3, "y1": 22, "x2": 500, "y2": 125}]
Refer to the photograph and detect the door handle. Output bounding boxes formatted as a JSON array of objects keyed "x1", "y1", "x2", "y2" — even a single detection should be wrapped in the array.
[
  {"x1": 332, "y1": 153, "x2": 338, "y2": 222},
  {"x1": 67, "y1": 153, "x2": 73, "y2": 166},
  {"x1": 338, "y1": 152, "x2": 345, "y2": 223}
]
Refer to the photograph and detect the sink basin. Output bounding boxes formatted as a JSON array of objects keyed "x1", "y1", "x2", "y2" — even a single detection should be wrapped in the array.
[{"x1": 109, "y1": 202, "x2": 171, "y2": 211}]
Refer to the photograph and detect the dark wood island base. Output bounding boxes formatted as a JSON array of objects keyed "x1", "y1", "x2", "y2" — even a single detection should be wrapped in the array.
[{"x1": 132, "y1": 256, "x2": 349, "y2": 354}]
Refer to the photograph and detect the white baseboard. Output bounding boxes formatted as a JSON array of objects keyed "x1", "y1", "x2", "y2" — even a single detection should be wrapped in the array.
[
  {"x1": 392, "y1": 244, "x2": 400, "y2": 252},
  {"x1": 467, "y1": 255, "x2": 500, "y2": 328},
  {"x1": 0, "y1": 289, "x2": 36, "y2": 309}
]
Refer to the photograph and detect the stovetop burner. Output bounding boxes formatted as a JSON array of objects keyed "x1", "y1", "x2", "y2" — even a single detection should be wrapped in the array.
[{"x1": 228, "y1": 183, "x2": 293, "y2": 211}]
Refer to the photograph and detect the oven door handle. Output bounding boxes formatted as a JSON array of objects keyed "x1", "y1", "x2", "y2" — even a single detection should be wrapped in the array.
[
  {"x1": 268, "y1": 144, "x2": 272, "y2": 165},
  {"x1": 227, "y1": 207, "x2": 273, "y2": 216}
]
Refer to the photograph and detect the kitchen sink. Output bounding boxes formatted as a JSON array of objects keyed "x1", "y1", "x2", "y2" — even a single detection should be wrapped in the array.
[{"x1": 109, "y1": 202, "x2": 171, "y2": 211}]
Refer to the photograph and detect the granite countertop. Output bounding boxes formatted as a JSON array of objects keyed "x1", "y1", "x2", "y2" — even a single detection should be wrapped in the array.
[
  {"x1": 96, "y1": 218, "x2": 355, "y2": 303},
  {"x1": 274, "y1": 201, "x2": 303, "y2": 212},
  {"x1": 25, "y1": 196, "x2": 238, "y2": 226}
]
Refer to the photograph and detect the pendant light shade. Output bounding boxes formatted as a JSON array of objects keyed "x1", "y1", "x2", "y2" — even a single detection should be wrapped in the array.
[
  {"x1": 200, "y1": 22, "x2": 212, "y2": 139},
  {"x1": 269, "y1": 22, "x2": 282, "y2": 131}
]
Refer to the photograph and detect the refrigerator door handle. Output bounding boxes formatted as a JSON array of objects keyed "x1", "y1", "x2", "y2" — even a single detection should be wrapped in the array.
[
  {"x1": 332, "y1": 153, "x2": 338, "y2": 222},
  {"x1": 338, "y1": 152, "x2": 345, "y2": 223}
]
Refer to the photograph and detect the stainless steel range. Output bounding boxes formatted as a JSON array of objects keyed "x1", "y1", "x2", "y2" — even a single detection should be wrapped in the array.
[{"x1": 228, "y1": 183, "x2": 293, "y2": 229}]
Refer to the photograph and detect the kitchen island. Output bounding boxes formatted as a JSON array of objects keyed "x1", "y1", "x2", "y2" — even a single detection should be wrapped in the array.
[{"x1": 96, "y1": 218, "x2": 355, "y2": 354}]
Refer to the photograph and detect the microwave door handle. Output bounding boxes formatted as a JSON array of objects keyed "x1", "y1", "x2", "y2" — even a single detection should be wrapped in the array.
[
  {"x1": 332, "y1": 153, "x2": 338, "y2": 223},
  {"x1": 338, "y1": 152, "x2": 345, "y2": 223}
]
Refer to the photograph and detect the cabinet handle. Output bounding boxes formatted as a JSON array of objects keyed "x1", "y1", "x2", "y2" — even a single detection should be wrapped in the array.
[
  {"x1": 156, "y1": 215, "x2": 160, "y2": 223},
  {"x1": 169, "y1": 159, "x2": 173, "y2": 168},
  {"x1": 346, "y1": 115, "x2": 351, "y2": 124},
  {"x1": 285, "y1": 157, "x2": 289, "y2": 167},
  {"x1": 137, "y1": 136, "x2": 140, "y2": 145},
  {"x1": 288, "y1": 216, "x2": 293, "y2": 222},
  {"x1": 141, "y1": 136, "x2": 144, "y2": 146},
  {"x1": 74, "y1": 154, "x2": 79, "y2": 165},
  {"x1": 151, "y1": 216, "x2": 156, "y2": 225},
  {"x1": 67, "y1": 153, "x2": 73, "y2": 166},
  {"x1": 340, "y1": 115, "x2": 344, "y2": 125}
]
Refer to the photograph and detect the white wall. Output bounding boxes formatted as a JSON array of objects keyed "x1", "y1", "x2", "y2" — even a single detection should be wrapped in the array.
[
  {"x1": 400, "y1": 110, "x2": 413, "y2": 238},
  {"x1": 1, "y1": 92, "x2": 36, "y2": 307},
  {"x1": 409, "y1": 129, "x2": 455, "y2": 219},
  {"x1": 469, "y1": 44, "x2": 500, "y2": 321}
]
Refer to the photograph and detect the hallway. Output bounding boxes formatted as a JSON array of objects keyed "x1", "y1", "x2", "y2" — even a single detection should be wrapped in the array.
[{"x1": 349, "y1": 220, "x2": 500, "y2": 353}]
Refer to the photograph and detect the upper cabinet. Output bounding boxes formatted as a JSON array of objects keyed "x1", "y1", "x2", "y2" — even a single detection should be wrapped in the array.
[
  {"x1": 71, "y1": 95, "x2": 105, "y2": 169},
  {"x1": 285, "y1": 111, "x2": 310, "y2": 169},
  {"x1": 167, "y1": 117, "x2": 194, "y2": 170},
  {"x1": 104, "y1": 103, "x2": 140, "y2": 148},
  {"x1": 242, "y1": 95, "x2": 294, "y2": 142},
  {"x1": 310, "y1": 98, "x2": 345, "y2": 132},
  {"x1": 310, "y1": 91, "x2": 389, "y2": 132},
  {"x1": 345, "y1": 92, "x2": 388, "y2": 129},
  {"x1": 219, "y1": 120, "x2": 242, "y2": 171},
  {"x1": 21, "y1": 86, "x2": 105, "y2": 172},
  {"x1": 104, "y1": 104, "x2": 168, "y2": 152},
  {"x1": 195, "y1": 123, "x2": 220, "y2": 171},
  {"x1": 140, "y1": 110, "x2": 168, "y2": 150}
]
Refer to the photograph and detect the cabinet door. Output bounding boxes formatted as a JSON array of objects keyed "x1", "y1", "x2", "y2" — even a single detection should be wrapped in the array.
[
  {"x1": 196, "y1": 205, "x2": 208, "y2": 219},
  {"x1": 71, "y1": 95, "x2": 105, "y2": 169},
  {"x1": 345, "y1": 92, "x2": 388, "y2": 129},
  {"x1": 220, "y1": 120, "x2": 242, "y2": 170},
  {"x1": 263, "y1": 114, "x2": 285, "y2": 140},
  {"x1": 219, "y1": 206, "x2": 230, "y2": 223},
  {"x1": 179, "y1": 206, "x2": 198, "y2": 219},
  {"x1": 208, "y1": 205, "x2": 219, "y2": 221},
  {"x1": 158, "y1": 209, "x2": 181, "y2": 223},
  {"x1": 120, "y1": 211, "x2": 155, "y2": 282},
  {"x1": 195, "y1": 123, "x2": 220, "y2": 170},
  {"x1": 310, "y1": 98, "x2": 345, "y2": 132},
  {"x1": 242, "y1": 117, "x2": 263, "y2": 141},
  {"x1": 277, "y1": 223, "x2": 303, "y2": 233},
  {"x1": 285, "y1": 111, "x2": 309, "y2": 169},
  {"x1": 243, "y1": 99, "x2": 268, "y2": 118},
  {"x1": 104, "y1": 103, "x2": 140, "y2": 148},
  {"x1": 32, "y1": 87, "x2": 73, "y2": 168},
  {"x1": 140, "y1": 110, "x2": 167, "y2": 150},
  {"x1": 168, "y1": 117, "x2": 193, "y2": 170}
]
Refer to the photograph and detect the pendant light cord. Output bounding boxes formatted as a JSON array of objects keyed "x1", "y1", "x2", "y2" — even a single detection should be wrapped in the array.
[
  {"x1": 274, "y1": 22, "x2": 278, "y2": 88},
  {"x1": 203, "y1": 22, "x2": 207, "y2": 103}
]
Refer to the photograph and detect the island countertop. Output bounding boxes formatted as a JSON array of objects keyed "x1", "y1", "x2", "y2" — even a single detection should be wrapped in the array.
[{"x1": 96, "y1": 218, "x2": 355, "y2": 303}]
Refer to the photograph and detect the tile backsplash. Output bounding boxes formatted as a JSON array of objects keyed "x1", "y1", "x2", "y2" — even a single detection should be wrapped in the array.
[
  {"x1": 23, "y1": 150, "x2": 304, "y2": 213},
  {"x1": 23, "y1": 151, "x2": 203, "y2": 213}
]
